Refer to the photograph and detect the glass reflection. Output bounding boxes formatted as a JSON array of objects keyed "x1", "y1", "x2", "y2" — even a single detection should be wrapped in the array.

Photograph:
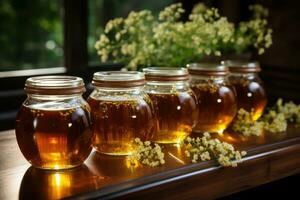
[
  {"x1": 87, "y1": 151, "x2": 143, "y2": 179},
  {"x1": 19, "y1": 165, "x2": 105, "y2": 199}
]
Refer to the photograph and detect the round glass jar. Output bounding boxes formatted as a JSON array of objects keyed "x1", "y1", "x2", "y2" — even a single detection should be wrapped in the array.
[
  {"x1": 88, "y1": 71, "x2": 155, "y2": 155},
  {"x1": 143, "y1": 67, "x2": 198, "y2": 144},
  {"x1": 223, "y1": 60, "x2": 267, "y2": 120},
  {"x1": 187, "y1": 63, "x2": 237, "y2": 134},
  {"x1": 15, "y1": 76, "x2": 93, "y2": 170}
]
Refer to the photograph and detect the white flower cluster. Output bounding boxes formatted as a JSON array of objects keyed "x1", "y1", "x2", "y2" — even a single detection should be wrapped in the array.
[
  {"x1": 95, "y1": 3, "x2": 272, "y2": 69},
  {"x1": 263, "y1": 110, "x2": 287, "y2": 133},
  {"x1": 95, "y1": 10, "x2": 156, "y2": 70},
  {"x1": 262, "y1": 98, "x2": 300, "y2": 133},
  {"x1": 130, "y1": 138, "x2": 165, "y2": 167},
  {"x1": 230, "y1": 4, "x2": 273, "y2": 55},
  {"x1": 159, "y1": 3, "x2": 184, "y2": 22},
  {"x1": 185, "y1": 133, "x2": 247, "y2": 167},
  {"x1": 232, "y1": 99, "x2": 300, "y2": 135},
  {"x1": 231, "y1": 109, "x2": 264, "y2": 136},
  {"x1": 191, "y1": 3, "x2": 207, "y2": 15},
  {"x1": 95, "y1": 3, "x2": 235, "y2": 69},
  {"x1": 276, "y1": 98, "x2": 300, "y2": 124}
]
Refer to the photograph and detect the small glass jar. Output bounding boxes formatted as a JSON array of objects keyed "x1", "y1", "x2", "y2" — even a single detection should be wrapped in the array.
[
  {"x1": 15, "y1": 76, "x2": 93, "y2": 170},
  {"x1": 143, "y1": 67, "x2": 198, "y2": 144},
  {"x1": 88, "y1": 71, "x2": 155, "y2": 155},
  {"x1": 223, "y1": 60, "x2": 267, "y2": 120},
  {"x1": 187, "y1": 63, "x2": 237, "y2": 134}
]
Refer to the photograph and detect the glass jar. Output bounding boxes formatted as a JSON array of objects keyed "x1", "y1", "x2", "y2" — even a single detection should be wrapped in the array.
[
  {"x1": 223, "y1": 60, "x2": 267, "y2": 120},
  {"x1": 88, "y1": 71, "x2": 155, "y2": 155},
  {"x1": 143, "y1": 67, "x2": 198, "y2": 144},
  {"x1": 15, "y1": 76, "x2": 93, "y2": 170},
  {"x1": 187, "y1": 63, "x2": 237, "y2": 134}
]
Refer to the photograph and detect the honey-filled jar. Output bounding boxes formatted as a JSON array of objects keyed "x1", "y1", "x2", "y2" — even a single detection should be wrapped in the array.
[
  {"x1": 143, "y1": 67, "x2": 198, "y2": 144},
  {"x1": 187, "y1": 63, "x2": 237, "y2": 134},
  {"x1": 88, "y1": 71, "x2": 155, "y2": 155},
  {"x1": 15, "y1": 76, "x2": 93, "y2": 170},
  {"x1": 223, "y1": 60, "x2": 267, "y2": 120}
]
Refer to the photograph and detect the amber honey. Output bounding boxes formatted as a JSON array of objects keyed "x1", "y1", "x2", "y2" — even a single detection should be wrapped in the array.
[
  {"x1": 190, "y1": 83, "x2": 237, "y2": 133},
  {"x1": 143, "y1": 67, "x2": 198, "y2": 144},
  {"x1": 148, "y1": 91, "x2": 198, "y2": 143},
  {"x1": 15, "y1": 105, "x2": 93, "y2": 170},
  {"x1": 223, "y1": 60, "x2": 267, "y2": 121},
  {"x1": 187, "y1": 63, "x2": 238, "y2": 134},
  {"x1": 88, "y1": 97, "x2": 155, "y2": 155},
  {"x1": 229, "y1": 77, "x2": 267, "y2": 120}
]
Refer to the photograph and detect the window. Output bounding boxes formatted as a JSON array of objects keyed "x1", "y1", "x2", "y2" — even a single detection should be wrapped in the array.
[{"x1": 0, "y1": 0, "x2": 63, "y2": 71}]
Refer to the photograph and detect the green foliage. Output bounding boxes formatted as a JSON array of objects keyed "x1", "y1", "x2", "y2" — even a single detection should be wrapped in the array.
[
  {"x1": 232, "y1": 99, "x2": 300, "y2": 135},
  {"x1": 95, "y1": 3, "x2": 273, "y2": 70},
  {"x1": 224, "y1": 4, "x2": 273, "y2": 55},
  {"x1": 88, "y1": 0, "x2": 173, "y2": 64},
  {"x1": 0, "y1": 0, "x2": 62, "y2": 71},
  {"x1": 95, "y1": 3, "x2": 235, "y2": 70}
]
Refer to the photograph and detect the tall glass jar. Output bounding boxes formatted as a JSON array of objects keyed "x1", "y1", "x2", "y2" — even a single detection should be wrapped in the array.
[
  {"x1": 187, "y1": 63, "x2": 237, "y2": 134},
  {"x1": 88, "y1": 71, "x2": 155, "y2": 155},
  {"x1": 223, "y1": 60, "x2": 267, "y2": 120},
  {"x1": 15, "y1": 76, "x2": 93, "y2": 170},
  {"x1": 143, "y1": 67, "x2": 198, "y2": 144}
]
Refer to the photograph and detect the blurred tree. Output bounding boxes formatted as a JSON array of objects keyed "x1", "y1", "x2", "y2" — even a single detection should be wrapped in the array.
[{"x1": 0, "y1": 0, "x2": 62, "y2": 71}]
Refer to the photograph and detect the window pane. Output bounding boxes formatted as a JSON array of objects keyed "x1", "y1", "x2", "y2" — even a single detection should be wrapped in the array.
[
  {"x1": 0, "y1": 0, "x2": 63, "y2": 71},
  {"x1": 88, "y1": 0, "x2": 174, "y2": 65}
]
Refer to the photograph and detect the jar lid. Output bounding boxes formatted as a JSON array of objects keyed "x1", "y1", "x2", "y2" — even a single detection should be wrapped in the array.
[
  {"x1": 186, "y1": 63, "x2": 228, "y2": 76},
  {"x1": 25, "y1": 76, "x2": 86, "y2": 95},
  {"x1": 222, "y1": 60, "x2": 261, "y2": 73},
  {"x1": 92, "y1": 71, "x2": 146, "y2": 88},
  {"x1": 143, "y1": 67, "x2": 189, "y2": 81}
]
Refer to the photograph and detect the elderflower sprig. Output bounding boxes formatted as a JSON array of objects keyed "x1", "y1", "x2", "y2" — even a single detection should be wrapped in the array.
[
  {"x1": 260, "y1": 98, "x2": 300, "y2": 132},
  {"x1": 231, "y1": 109, "x2": 264, "y2": 136},
  {"x1": 95, "y1": 3, "x2": 234, "y2": 70},
  {"x1": 185, "y1": 133, "x2": 247, "y2": 167},
  {"x1": 130, "y1": 138, "x2": 165, "y2": 167},
  {"x1": 232, "y1": 99, "x2": 300, "y2": 135},
  {"x1": 262, "y1": 110, "x2": 287, "y2": 133},
  {"x1": 95, "y1": 10, "x2": 156, "y2": 70},
  {"x1": 229, "y1": 4, "x2": 273, "y2": 55},
  {"x1": 159, "y1": 3, "x2": 184, "y2": 22},
  {"x1": 191, "y1": 2, "x2": 207, "y2": 14},
  {"x1": 275, "y1": 98, "x2": 300, "y2": 124},
  {"x1": 96, "y1": 3, "x2": 272, "y2": 69}
]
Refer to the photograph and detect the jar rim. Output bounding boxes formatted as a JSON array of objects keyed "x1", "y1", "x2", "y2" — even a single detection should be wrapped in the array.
[
  {"x1": 221, "y1": 60, "x2": 261, "y2": 73},
  {"x1": 25, "y1": 76, "x2": 86, "y2": 95},
  {"x1": 143, "y1": 67, "x2": 189, "y2": 81},
  {"x1": 92, "y1": 71, "x2": 146, "y2": 88},
  {"x1": 186, "y1": 63, "x2": 228, "y2": 76}
]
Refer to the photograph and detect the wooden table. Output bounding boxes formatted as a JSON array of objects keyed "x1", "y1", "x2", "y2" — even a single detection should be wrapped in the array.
[{"x1": 1, "y1": 126, "x2": 300, "y2": 200}]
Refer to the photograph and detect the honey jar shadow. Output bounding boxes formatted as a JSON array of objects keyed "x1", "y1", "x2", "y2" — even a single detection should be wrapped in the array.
[{"x1": 19, "y1": 164, "x2": 107, "y2": 200}]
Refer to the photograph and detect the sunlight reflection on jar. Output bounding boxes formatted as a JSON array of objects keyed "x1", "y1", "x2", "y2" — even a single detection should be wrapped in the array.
[
  {"x1": 225, "y1": 60, "x2": 267, "y2": 121},
  {"x1": 19, "y1": 165, "x2": 101, "y2": 200},
  {"x1": 87, "y1": 151, "x2": 142, "y2": 179}
]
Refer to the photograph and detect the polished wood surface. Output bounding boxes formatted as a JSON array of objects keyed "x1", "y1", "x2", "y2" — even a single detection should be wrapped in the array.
[{"x1": 1, "y1": 126, "x2": 300, "y2": 200}]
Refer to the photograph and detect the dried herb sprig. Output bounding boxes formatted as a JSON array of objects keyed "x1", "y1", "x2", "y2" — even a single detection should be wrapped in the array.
[
  {"x1": 231, "y1": 109, "x2": 264, "y2": 136},
  {"x1": 232, "y1": 99, "x2": 300, "y2": 135},
  {"x1": 185, "y1": 133, "x2": 247, "y2": 167},
  {"x1": 276, "y1": 98, "x2": 300, "y2": 125},
  {"x1": 262, "y1": 110, "x2": 287, "y2": 133},
  {"x1": 130, "y1": 138, "x2": 165, "y2": 167}
]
